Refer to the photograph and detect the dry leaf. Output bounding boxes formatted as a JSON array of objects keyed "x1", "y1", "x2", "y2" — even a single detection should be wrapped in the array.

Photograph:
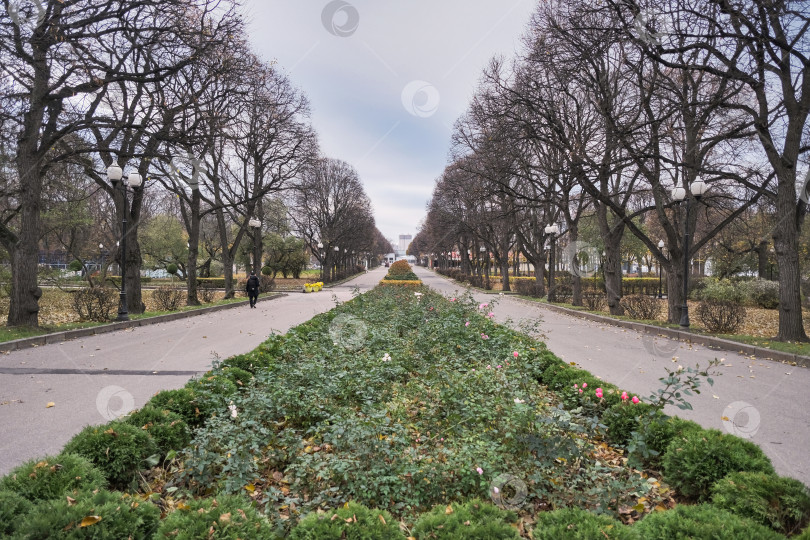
[
  {"x1": 79, "y1": 516, "x2": 102, "y2": 527},
  {"x1": 46, "y1": 402, "x2": 55, "y2": 408}
]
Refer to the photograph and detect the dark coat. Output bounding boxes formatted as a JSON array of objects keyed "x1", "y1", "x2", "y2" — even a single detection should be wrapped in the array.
[{"x1": 246, "y1": 275, "x2": 260, "y2": 296}]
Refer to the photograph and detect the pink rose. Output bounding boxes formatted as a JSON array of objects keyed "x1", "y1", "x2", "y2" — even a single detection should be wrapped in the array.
[{"x1": 632, "y1": 396, "x2": 640, "y2": 404}]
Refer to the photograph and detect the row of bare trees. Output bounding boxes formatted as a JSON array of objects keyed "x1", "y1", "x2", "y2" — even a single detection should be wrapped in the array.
[
  {"x1": 413, "y1": 0, "x2": 809, "y2": 342},
  {"x1": 0, "y1": 0, "x2": 386, "y2": 327}
]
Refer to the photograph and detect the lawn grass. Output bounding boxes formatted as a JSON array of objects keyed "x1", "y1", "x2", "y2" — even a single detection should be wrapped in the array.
[
  {"x1": 713, "y1": 334, "x2": 810, "y2": 358},
  {"x1": 0, "y1": 294, "x2": 255, "y2": 344},
  {"x1": 512, "y1": 295, "x2": 810, "y2": 358},
  {"x1": 0, "y1": 321, "x2": 105, "y2": 343}
]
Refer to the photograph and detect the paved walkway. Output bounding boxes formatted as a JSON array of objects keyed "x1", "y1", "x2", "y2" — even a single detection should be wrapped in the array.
[
  {"x1": 415, "y1": 267, "x2": 810, "y2": 487},
  {"x1": 0, "y1": 269, "x2": 384, "y2": 476}
]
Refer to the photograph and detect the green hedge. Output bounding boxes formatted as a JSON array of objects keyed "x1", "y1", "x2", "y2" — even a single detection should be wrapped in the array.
[
  {"x1": 711, "y1": 471, "x2": 810, "y2": 536},
  {"x1": 411, "y1": 499, "x2": 520, "y2": 539},
  {"x1": 633, "y1": 503, "x2": 785, "y2": 539},
  {"x1": 534, "y1": 507, "x2": 637, "y2": 539},
  {"x1": 508, "y1": 276, "x2": 667, "y2": 296},
  {"x1": 662, "y1": 428, "x2": 775, "y2": 502}
]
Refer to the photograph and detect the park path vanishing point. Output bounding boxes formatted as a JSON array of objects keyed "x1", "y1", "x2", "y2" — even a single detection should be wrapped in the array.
[
  {"x1": 0, "y1": 270, "x2": 383, "y2": 476},
  {"x1": 414, "y1": 266, "x2": 810, "y2": 488}
]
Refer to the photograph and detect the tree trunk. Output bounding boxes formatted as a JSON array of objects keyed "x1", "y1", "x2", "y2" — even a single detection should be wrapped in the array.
[
  {"x1": 603, "y1": 239, "x2": 624, "y2": 315},
  {"x1": 215, "y1": 208, "x2": 235, "y2": 298},
  {"x1": 533, "y1": 255, "x2": 546, "y2": 297},
  {"x1": 7, "y1": 234, "x2": 41, "y2": 327},
  {"x1": 186, "y1": 190, "x2": 201, "y2": 306},
  {"x1": 773, "y1": 184, "x2": 808, "y2": 341},
  {"x1": 500, "y1": 259, "x2": 510, "y2": 292},
  {"x1": 756, "y1": 240, "x2": 768, "y2": 279},
  {"x1": 665, "y1": 259, "x2": 687, "y2": 325},
  {"x1": 7, "y1": 110, "x2": 45, "y2": 327}
]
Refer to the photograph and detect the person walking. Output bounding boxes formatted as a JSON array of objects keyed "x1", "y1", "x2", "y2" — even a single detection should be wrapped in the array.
[{"x1": 246, "y1": 270, "x2": 260, "y2": 308}]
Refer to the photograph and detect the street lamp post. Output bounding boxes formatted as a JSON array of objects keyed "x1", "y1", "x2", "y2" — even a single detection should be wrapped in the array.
[
  {"x1": 545, "y1": 224, "x2": 560, "y2": 301},
  {"x1": 248, "y1": 217, "x2": 261, "y2": 274},
  {"x1": 479, "y1": 246, "x2": 486, "y2": 282},
  {"x1": 657, "y1": 239, "x2": 665, "y2": 299},
  {"x1": 317, "y1": 242, "x2": 324, "y2": 281},
  {"x1": 671, "y1": 179, "x2": 708, "y2": 329},
  {"x1": 106, "y1": 164, "x2": 143, "y2": 322},
  {"x1": 333, "y1": 245, "x2": 340, "y2": 282},
  {"x1": 98, "y1": 243, "x2": 105, "y2": 285}
]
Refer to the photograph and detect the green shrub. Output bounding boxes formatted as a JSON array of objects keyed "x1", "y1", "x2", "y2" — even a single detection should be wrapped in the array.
[
  {"x1": 221, "y1": 352, "x2": 273, "y2": 374},
  {"x1": 387, "y1": 260, "x2": 414, "y2": 277},
  {"x1": 711, "y1": 471, "x2": 810, "y2": 536},
  {"x1": 797, "y1": 525, "x2": 810, "y2": 540},
  {"x1": 693, "y1": 277, "x2": 746, "y2": 303},
  {"x1": 63, "y1": 422, "x2": 157, "y2": 490},
  {"x1": 167, "y1": 263, "x2": 178, "y2": 275},
  {"x1": 221, "y1": 366, "x2": 254, "y2": 388},
  {"x1": 748, "y1": 279, "x2": 780, "y2": 309},
  {"x1": 633, "y1": 503, "x2": 785, "y2": 539},
  {"x1": 290, "y1": 502, "x2": 403, "y2": 540},
  {"x1": 382, "y1": 272, "x2": 420, "y2": 281},
  {"x1": 512, "y1": 277, "x2": 540, "y2": 297},
  {"x1": 533, "y1": 507, "x2": 638, "y2": 539},
  {"x1": 14, "y1": 489, "x2": 160, "y2": 539},
  {"x1": 0, "y1": 490, "x2": 33, "y2": 536},
  {"x1": 662, "y1": 428, "x2": 774, "y2": 501},
  {"x1": 411, "y1": 498, "x2": 519, "y2": 539},
  {"x1": 197, "y1": 277, "x2": 226, "y2": 288},
  {"x1": 187, "y1": 373, "x2": 238, "y2": 403},
  {"x1": 123, "y1": 406, "x2": 191, "y2": 457},
  {"x1": 603, "y1": 402, "x2": 656, "y2": 446},
  {"x1": 156, "y1": 494, "x2": 277, "y2": 539},
  {"x1": 0, "y1": 453, "x2": 105, "y2": 502},
  {"x1": 632, "y1": 416, "x2": 701, "y2": 469},
  {"x1": 148, "y1": 387, "x2": 205, "y2": 428}
]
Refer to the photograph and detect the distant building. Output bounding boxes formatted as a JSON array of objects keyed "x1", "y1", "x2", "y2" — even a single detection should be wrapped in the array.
[{"x1": 398, "y1": 234, "x2": 412, "y2": 253}]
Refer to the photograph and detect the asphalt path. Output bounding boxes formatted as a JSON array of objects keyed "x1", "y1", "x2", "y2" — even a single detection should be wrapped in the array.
[
  {"x1": 0, "y1": 269, "x2": 384, "y2": 476},
  {"x1": 414, "y1": 266, "x2": 810, "y2": 487}
]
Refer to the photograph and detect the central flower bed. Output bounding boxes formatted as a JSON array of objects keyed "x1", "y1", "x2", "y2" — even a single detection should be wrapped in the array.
[{"x1": 167, "y1": 288, "x2": 678, "y2": 532}]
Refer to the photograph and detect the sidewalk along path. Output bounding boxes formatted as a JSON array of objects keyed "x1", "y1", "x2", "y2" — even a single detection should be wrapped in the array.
[
  {"x1": 0, "y1": 268, "x2": 386, "y2": 476},
  {"x1": 415, "y1": 267, "x2": 810, "y2": 488}
]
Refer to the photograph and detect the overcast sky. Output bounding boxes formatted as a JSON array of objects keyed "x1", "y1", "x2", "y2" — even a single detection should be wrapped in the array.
[{"x1": 241, "y1": 0, "x2": 537, "y2": 243}]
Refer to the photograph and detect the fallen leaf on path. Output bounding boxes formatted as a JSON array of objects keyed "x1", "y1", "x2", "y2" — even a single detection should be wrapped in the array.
[{"x1": 46, "y1": 402, "x2": 54, "y2": 408}]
